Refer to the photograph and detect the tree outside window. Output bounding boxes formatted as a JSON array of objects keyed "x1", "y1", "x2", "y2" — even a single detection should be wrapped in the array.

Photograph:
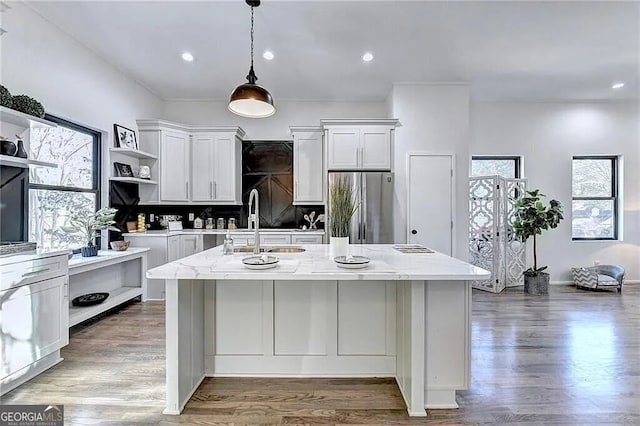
[
  {"x1": 28, "y1": 118, "x2": 100, "y2": 250},
  {"x1": 571, "y1": 156, "x2": 618, "y2": 240}
]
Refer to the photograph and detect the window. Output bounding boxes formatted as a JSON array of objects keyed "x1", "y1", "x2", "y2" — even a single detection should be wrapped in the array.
[
  {"x1": 471, "y1": 156, "x2": 521, "y2": 178},
  {"x1": 572, "y1": 156, "x2": 618, "y2": 240},
  {"x1": 29, "y1": 116, "x2": 101, "y2": 250}
]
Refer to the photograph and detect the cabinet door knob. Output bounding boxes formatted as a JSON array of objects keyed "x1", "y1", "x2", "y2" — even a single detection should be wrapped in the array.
[{"x1": 411, "y1": 229, "x2": 418, "y2": 235}]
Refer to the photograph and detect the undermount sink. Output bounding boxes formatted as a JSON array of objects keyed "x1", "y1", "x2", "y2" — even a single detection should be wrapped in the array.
[
  {"x1": 233, "y1": 246, "x2": 306, "y2": 253},
  {"x1": 267, "y1": 247, "x2": 306, "y2": 253}
]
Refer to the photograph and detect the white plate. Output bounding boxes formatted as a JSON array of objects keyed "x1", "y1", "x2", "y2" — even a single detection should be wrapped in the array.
[
  {"x1": 242, "y1": 255, "x2": 280, "y2": 270},
  {"x1": 334, "y1": 255, "x2": 370, "y2": 269},
  {"x1": 335, "y1": 262, "x2": 369, "y2": 269}
]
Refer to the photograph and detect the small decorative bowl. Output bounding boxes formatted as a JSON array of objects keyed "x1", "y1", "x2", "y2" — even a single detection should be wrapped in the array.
[{"x1": 110, "y1": 240, "x2": 130, "y2": 251}]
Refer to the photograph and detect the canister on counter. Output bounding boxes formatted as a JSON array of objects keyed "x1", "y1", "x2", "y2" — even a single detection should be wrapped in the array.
[{"x1": 217, "y1": 217, "x2": 225, "y2": 229}]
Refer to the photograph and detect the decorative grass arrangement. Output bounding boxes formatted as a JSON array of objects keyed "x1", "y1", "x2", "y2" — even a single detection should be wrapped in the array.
[{"x1": 329, "y1": 177, "x2": 359, "y2": 238}]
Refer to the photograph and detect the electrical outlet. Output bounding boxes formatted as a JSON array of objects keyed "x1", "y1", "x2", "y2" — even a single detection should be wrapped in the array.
[
  {"x1": 189, "y1": 213, "x2": 195, "y2": 221},
  {"x1": 150, "y1": 213, "x2": 155, "y2": 222}
]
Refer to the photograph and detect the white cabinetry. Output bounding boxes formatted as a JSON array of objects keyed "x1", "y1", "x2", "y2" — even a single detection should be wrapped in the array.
[
  {"x1": 137, "y1": 120, "x2": 245, "y2": 205},
  {"x1": 322, "y1": 119, "x2": 398, "y2": 171},
  {"x1": 190, "y1": 130, "x2": 242, "y2": 204},
  {"x1": 126, "y1": 234, "x2": 200, "y2": 299},
  {"x1": 180, "y1": 234, "x2": 203, "y2": 258},
  {"x1": 0, "y1": 253, "x2": 69, "y2": 396},
  {"x1": 161, "y1": 131, "x2": 190, "y2": 202},
  {"x1": 290, "y1": 127, "x2": 324, "y2": 204},
  {"x1": 291, "y1": 234, "x2": 323, "y2": 244}
]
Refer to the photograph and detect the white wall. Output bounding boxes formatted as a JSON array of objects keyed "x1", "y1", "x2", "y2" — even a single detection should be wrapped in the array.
[
  {"x1": 163, "y1": 100, "x2": 386, "y2": 140},
  {"x1": 1, "y1": 3, "x2": 163, "y2": 135},
  {"x1": 471, "y1": 101, "x2": 640, "y2": 282},
  {"x1": 389, "y1": 84, "x2": 471, "y2": 259}
]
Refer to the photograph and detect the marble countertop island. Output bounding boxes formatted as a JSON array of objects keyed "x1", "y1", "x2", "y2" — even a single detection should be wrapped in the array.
[
  {"x1": 146, "y1": 244, "x2": 489, "y2": 281},
  {"x1": 155, "y1": 244, "x2": 489, "y2": 418}
]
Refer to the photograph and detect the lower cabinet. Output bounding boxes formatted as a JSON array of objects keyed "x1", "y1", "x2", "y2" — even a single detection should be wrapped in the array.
[
  {"x1": 0, "y1": 254, "x2": 69, "y2": 395},
  {"x1": 291, "y1": 234, "x2": 323, "y2": 244},
  {"x1": 127, "y1": 234, "x2": 202, "y2": 300}
]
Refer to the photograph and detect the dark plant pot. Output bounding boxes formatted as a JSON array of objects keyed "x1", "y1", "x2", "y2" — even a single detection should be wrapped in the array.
[
  {"x1": 81, "y1": 245, "x2": 99, "y2": 257},
  {"x1": 524, "y1": 272, "x2": 549, "y2": 295},
  {"x1": 0, "y1": 139, "x2": 17, "y2": 156}
]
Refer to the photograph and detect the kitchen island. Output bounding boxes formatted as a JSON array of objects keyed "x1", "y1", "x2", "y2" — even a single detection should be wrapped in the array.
[{"x1": 147, "y1": 244, "x2": 489, "y2": 417}]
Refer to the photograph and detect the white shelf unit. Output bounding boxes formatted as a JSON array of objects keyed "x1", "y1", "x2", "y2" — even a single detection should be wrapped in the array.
[
  {"x1": 0, "y1": 154, "x2": 57, "y2": 168},
  {"x1": 109, "y1": 147, "x2": 157, "y2": 160},
  {"x1": 109, "y1": 176, "x2": 158, "y2": 185},
  {"x1": 68, "y1": 248, "x2": 149, "y2": 326},
  {"x1": 0, "y1": 105, "x2": 58, "y2": 129}
]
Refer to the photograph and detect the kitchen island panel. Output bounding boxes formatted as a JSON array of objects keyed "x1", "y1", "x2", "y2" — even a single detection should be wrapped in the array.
[{"x1": 274, "y1": 280, "x2": 333, "y2": 356}]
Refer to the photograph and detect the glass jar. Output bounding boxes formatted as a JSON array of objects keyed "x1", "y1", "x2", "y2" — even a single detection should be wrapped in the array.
[
  {"x1": 205, "y1": 218, "x2": 214, "y2": 229},
  {"x1": 228, "y1": 218, "x2": 237, "y2": 230},
  {"x1": 217, "y1": 218, "x2": 225, "y2": 229}
]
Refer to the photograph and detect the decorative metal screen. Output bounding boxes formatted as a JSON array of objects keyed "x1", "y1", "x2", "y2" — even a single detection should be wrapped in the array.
[{"x1": 469, "y1": 176, "x2": 527, "y2": 293}]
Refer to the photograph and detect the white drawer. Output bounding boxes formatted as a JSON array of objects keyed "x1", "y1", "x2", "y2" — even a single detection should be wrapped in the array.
[
  {"x1": 229, "y1": 234, "x2": 253, "y2": 247},
  {"x1": 1, "y1": 255, "x2": 68, "y2": 291},
  {"x1": 291, "y1": 234, "x2": 323, "y2": 244},
  {"x1": 260, "y1": 235, "x2": 291, "y2": 245}
]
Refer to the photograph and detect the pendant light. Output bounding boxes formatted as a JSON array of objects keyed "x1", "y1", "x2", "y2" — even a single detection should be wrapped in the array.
[{"x1": 228, "y1": 0, "x2": 275, "y2": 118}]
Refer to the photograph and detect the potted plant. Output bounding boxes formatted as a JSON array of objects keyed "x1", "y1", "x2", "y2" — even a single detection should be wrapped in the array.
[
  {"x1": 62, "y1": 207, "x2": 118, "y2": 257},
  {"x1": 329, "y1": 177, "x2": 359, "y2": 257},
  {"x1": 512, "y1": 189, "x2": 564, "y2": 295}
]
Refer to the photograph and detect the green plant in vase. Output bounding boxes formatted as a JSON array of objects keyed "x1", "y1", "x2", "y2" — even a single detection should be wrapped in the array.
[
  {"x1": 329, "y1": 177, "x2": 359, "y2": 240},
  {"x1": 62, "y1": 207, "x2": 118, "y2": 257},
  {"x1": 512, "y1": 189, "x2": 564, "y2": 294}
]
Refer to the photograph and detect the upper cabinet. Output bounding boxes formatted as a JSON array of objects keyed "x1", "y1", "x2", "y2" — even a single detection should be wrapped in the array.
[
  {"x1": 136, "y1": 120, "x2": 244, "y2": 205},
  {"x1": 322, "y1": 119, "x2": 398, "y2": 171},
  {"x1": 191, "y1": 129, "x2": 242, "y2": 204},
  {"x1": 290, "y1": 126, "x2": 324, "y2": 205}
]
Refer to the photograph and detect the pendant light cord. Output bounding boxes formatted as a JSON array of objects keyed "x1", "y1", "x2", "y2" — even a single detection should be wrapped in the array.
[{"x1": 250, "y1": 6, "x2": 255, "y2": 69}]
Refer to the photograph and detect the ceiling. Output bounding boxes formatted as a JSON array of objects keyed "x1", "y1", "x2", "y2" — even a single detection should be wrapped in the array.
[{"x1": 27, "y1": 1, "x2": 639, "y2": 102}]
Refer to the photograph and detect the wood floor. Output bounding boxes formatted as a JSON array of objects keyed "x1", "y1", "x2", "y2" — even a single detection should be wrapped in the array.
[{"x1": 2, "y1": 285, "x2": 639, "y2": 425}]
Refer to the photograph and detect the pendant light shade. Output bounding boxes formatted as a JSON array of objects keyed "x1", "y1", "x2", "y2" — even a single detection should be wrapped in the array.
[{"x1": 228, "y1": 0, "x2": 275, "y2": 118}]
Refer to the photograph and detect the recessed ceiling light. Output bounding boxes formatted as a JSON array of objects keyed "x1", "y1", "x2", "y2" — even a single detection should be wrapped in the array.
[
  {"x1": 611, "y1": 81, "x2": 625, "y2": 90},
  {"x1": 181, "y1": 52, "x2": 194, "y2": 62},
  {"x1": 263, "y1": 50, "x2": 274, "y2": 60},
  {"x1": 362, "y1": 52, "x2": 374, "y2": 62}
]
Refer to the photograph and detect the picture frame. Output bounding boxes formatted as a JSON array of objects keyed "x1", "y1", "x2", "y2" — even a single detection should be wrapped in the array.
[
  {"x1": 114, "y1": 162, "x2": 134, "y2": 178},
  {"x1": 114, "y1": 124, "x2": 138, "y2": 150}
]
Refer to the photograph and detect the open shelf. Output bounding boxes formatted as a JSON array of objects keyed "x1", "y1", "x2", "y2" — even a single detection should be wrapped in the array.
[
  {"x1": 109, "y1": 177, "x2": 158, "y2": 185},
  {"x1": 0, "y1": 154, "x2": 57, "y2": 168},
  {"x1": 0, "y1": 105, "x2": 58, "y2": 129},
  {"x1": 109, "y1": 147, "x2": 158, "y2": 160},
  {"x1": 69, "y1": 286, "x2": 142, "y2": 327}
]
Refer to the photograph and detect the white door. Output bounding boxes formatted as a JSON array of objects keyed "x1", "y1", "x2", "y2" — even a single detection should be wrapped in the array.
[
  {"x1": 293, "y1": 131, "x2": 324, "y2": 204},
  {"x1": 160, "y1": 131, "x2": 190, "y2": 202},
  {"x1": 212, "y1": 135, "x2": 237, "y2": 202},
  {"x1": 191, "y1": 134, "x2": 215, "y2": 201},
  {"x1": 361, "y1": 126, "x2": 391, "y2": 170},
  {"x1": 327, "y1": 128, "x2": 359, "y2": 170},
  {"x1": 408, "y1": 154, "x2": 454, "y2": 255}
]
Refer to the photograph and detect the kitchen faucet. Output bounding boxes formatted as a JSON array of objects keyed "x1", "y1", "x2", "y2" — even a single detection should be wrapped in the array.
[{"x1": 248, "y1": 189, "x2": 260, "y2": 254}]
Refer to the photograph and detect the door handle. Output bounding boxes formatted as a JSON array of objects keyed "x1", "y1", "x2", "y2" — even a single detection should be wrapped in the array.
[
  {"x1": 214, "y1": 182, "x2": 217, "y2": 198},
  {"x1": 411, "y1": 229, "x2": 418, "y2": 235},
  {"x1": 186, "y1": 182, "x2": 189, "y2": 197},
  {"x1": 210, "y1": 182, "x2": 213, "y2": 198}
]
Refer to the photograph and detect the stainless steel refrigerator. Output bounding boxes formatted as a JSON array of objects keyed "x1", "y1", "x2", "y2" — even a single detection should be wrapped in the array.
[{"x1": 328, "y1": 172, "x2": 394, "y2": 244}]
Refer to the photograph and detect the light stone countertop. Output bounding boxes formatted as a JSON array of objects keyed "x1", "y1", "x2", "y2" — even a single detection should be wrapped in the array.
[
  {"x1": 123, "y1": 228, "x2": 325, "y2": 237},
  {"x1": 146, "y1": 244, "x2": 490, "y2": 281},
  {"x1": 0, "y1": 248, "x2": 71, "y2": 266}
]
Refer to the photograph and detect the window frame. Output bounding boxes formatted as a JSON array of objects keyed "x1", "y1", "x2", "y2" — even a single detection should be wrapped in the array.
[
  {"x1": 571, "y1": 155, "x2": 618, "y2": 241},
  {"x1": 471, "y1": 155, "x2": 521, "y2": 178},
  {"x1": 28, "y1": 114, "x2": 102, "y2": 247}
]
